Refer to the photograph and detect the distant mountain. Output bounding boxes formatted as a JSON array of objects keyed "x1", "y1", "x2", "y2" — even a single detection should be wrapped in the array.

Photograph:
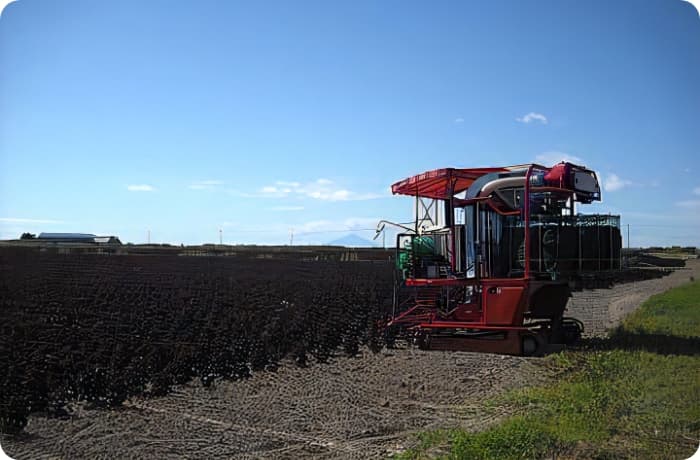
[{"x1": 328, "y1": 233, "x2": 380, "y2": 247}]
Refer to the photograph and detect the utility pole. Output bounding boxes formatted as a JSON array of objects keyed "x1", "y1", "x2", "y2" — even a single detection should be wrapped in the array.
[
  {"x1": 289, "y1": 228, "x2": 294, "y2": 246},
  {"x1": 627, "y1": 224, "x2": 630, "y2": 249},
  {"x1": 147, "y1": 229, "x2": 151, "y2": 245},
  {"x1": 219, "y1": 229, "x2": 223, "y2": 245}
]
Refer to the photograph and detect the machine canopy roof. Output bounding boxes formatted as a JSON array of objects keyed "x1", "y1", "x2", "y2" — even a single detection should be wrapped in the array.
[{"x1": 391, "y1": 167, "x2": 510, "y2": 199}]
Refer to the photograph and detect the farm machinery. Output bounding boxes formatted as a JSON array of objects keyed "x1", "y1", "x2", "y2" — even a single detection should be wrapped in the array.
[{"x1": 378, "y1": 162, "x2": 621, "y2": 355}]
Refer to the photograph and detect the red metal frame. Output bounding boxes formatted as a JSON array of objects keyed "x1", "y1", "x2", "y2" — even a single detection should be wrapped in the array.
[
  {"x1": 387, "y1": 162, "x2": 601, "y2": 354},
  {"x1": 391, "y1": 167, "x2": 508, "y2": 199}
]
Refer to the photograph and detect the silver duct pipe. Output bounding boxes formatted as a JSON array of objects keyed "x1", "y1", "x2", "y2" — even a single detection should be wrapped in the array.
[{"x1": 475, "y1": 177, "x2": 525, "y2": 198}]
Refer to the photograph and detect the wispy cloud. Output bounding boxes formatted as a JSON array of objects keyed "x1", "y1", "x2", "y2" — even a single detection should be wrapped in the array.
[
  {"x1": 217, "y1": 216, "x2": 387, "y2": 245},
  {"x1": 251, "y1": 178, "x2": 384, "y2": 201},
  {"x1": 674, "y1": 187, "x2": 700, "y2": 209},
  {"x1": 188, "y1": 180, "x2": 224, "y2": 190},
  {"x1": 603, "y1": 173, "x2": 632, "y2": 192},
  {"x1": 221, "y1": 217, "x2": 380, "y2": 237},
  {"x1": 0, "y1": 217, "x2": 65, "y2": 224},
  {"x1": 270, "y1": 206, "x2": 304, "y2": 211},
  {"x1": 294, "y1": 217, "x2": 381, "y2": 234},
  {"x1": 222, "y1": 217, "x2": 380, "y2": 233},
  {"x1": 516, "y1": 112, "x2": 548, "y2": 124},
  {"x1": 534, "y1": 151, "x2": 584, "y2": 166},
  {"x1": 127, "y1": 184, "x2": 155, "y2": 192},
  {"x1": 454, "y1": 117, "x2": 464, "y2": 124}
]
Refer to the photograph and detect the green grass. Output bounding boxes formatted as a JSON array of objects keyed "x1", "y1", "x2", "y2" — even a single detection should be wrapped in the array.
[
  {"x1": 396, "y1": 281, "x2": 700, "y2": 459},
  {"x1": 623, "y1": 281, "x2": 700, "y2": 338}
]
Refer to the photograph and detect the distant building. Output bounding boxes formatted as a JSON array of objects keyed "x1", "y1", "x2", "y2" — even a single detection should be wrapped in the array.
[{"x1": 37, "y1": 233, "x2": 122, "y2": 245}]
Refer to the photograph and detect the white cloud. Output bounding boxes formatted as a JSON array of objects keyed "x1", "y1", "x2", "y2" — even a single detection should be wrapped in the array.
[
  {"x1": 270, "y1": 206, "x2": 304, "y2": 211},
  {"x1": 257, "y1": 178, "x2": 383, "y2": 201},
  {"x1": 276, "y1": 180, "x2": 301, "y2": 187},
  {"x1": 296, "y1": 220, "x2": 333, "y2": 233},
  {"x1": 233, "y1": 217, "x2": 380, "y2": 234},
  {"x1": 454, "y1": 117, "x2": 464, "y2": 124},
  {"x1": 341, "y1": 217, "x2": 382, "y2": 230},
  {"x1": 188, "y1": 180, "x2": 223, "y2": 190},
  {"x1": 516, "y1": 112, "x2": 548, "y2": 124},
  {"x1": 684, "y1": 168, "x2": 692, "y2": 173},
  {"x1": 534, "y1": 151, "x2": 584, "y2": 166},
  {"x1": 127, "y1": 184, "x2": 155, "y2": 192},
  {"x1": 294, "y1": 217, "x2": 381, "y2": 234},
  {"x1": 603, "y1": 173, "x2": 632, "y2": 192},
  {"x1": 0, "y1": 217, "x2": 65, "y2": 224},
  {"x1": 693, "y1": 187, "x2": 700, "y2": 196},
  {"x1": 219, "y1": 217, "x2": 383, "y2": 244}
]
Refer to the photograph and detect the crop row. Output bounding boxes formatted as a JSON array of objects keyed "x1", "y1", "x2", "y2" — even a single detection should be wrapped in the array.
[{"x1": 0, "y1": 249, "x2": 394, "y2": 433}]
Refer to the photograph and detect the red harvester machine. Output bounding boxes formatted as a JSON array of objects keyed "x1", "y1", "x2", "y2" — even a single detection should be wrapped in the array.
[{"x1": 379, "y1": 162, "x2": 621, "y2": 355}]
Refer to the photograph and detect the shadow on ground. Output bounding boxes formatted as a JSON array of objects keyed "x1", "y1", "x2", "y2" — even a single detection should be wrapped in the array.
[{"x1": 578, "y1": 329, "x2": 700, "y2": 356}]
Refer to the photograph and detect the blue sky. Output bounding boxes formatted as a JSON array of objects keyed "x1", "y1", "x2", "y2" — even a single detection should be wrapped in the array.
[{"x1": 1, "y1": 0, "x2": 699, "y2": 246}]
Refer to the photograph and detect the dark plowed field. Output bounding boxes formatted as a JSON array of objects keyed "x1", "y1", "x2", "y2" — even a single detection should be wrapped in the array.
[{"x1": 0, "y1": 249, "x2": 393, "y2": 435}]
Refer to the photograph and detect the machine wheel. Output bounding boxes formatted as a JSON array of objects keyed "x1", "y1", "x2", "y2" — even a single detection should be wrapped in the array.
[
  {"x1": 522, "y1": 334, "x2": 539, "y2": 356},
  {"x1": 561, "y1": 318, "x2": 584, "y2": 345},
  {"x1": 415, "y1": 331, "x2": 430, "y2": 350}
]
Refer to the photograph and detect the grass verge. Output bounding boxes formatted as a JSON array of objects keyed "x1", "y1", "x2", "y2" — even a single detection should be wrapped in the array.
[{"x1": 396, "y1": 281, "x2": 700, "y2": 459}]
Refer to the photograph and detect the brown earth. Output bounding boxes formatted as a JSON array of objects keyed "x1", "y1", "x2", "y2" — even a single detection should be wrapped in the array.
[
  {"x1": 4, "y1": 349, "x2": 549, "y2": 459},
  {"x1": 2, "y1": 260, "x2": 698, "y2": 459}
]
